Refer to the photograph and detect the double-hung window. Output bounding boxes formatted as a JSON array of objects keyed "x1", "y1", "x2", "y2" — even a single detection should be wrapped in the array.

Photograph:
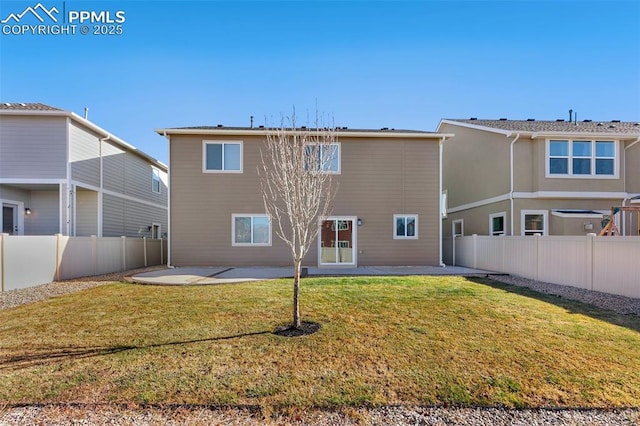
[
  {"x1": 548, "y1": 139, "x2": 616, "y2": 177},
  {"x1": 203, "y1": 141, "x2": 242, "y2": 172},
  {"x1": 232, "y1": 214, "x2": 271, "y2": 246},
  {"x1": 489, "y1": 212, "x2": 506, "y2": 236},
  {"x1": 305, "y1": 143, "x2": 340, "y2": 173},
  {"x1": 152, "y1": 168, "x2": 161, "y2": 193},
  {"x1": 394, "y1": 214, "x2": 418, "y2": 239}
]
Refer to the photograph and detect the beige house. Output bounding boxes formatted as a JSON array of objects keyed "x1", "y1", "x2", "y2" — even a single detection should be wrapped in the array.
[
  {"x1": 0, "y1": 103, "x2": 168, "y2": 238},
  {"x1": 438, "y1": 118, "x2": 640, "y2": 238},
  {"x1": 156, "y1": 126, "x2": 451, "y2": 267}
]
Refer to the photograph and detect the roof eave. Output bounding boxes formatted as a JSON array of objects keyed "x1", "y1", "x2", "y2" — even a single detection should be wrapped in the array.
[
  {"x1": 437, "y1": 119, "x2": 520, "y2": 137},
  {"x1": 530, "y1": 131, "x2": 640, "y2": 139},
  {"x1": 156, "y1": 128, "x2": 454, "y2": 139}
]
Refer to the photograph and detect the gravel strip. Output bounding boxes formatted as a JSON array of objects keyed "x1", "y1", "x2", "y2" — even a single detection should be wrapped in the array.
[
  {"x1": 0, "y1": 266, "x2": 167, "y2": 311},
  {"x1": 486, "y1": 274, "x2": 640, "y2": 316},
  {"x1": 1, "y1": 405, "x2": 639, "y2": 425}
]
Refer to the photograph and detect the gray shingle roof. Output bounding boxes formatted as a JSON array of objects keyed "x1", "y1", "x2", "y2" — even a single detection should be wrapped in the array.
[
  {"x1": 447, "y1": 119, "x2": 640, "y2": 135},
  {"x1": 0, "y1": 102, "x2": 61, "y2": 111}
]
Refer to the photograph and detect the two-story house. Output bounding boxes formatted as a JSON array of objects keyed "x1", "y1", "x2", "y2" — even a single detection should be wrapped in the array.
[
  {"x1": 0, "y1": 103, "x2": 168, "y2": 237},
  {"x1": 438, "y1": 118, "x2": 640, "y2": 238},
  {"x1": 156, "y1": 126, "x2": 451, "y2": 267}
]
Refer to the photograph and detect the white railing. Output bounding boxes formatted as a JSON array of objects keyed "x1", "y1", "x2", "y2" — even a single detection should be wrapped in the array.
[
  {"x1": 0, "y1": 234, "x2": 167, "y2": 291},
  {"x1": 446, "y1": 235, "x2": 640, "y2": 299}
]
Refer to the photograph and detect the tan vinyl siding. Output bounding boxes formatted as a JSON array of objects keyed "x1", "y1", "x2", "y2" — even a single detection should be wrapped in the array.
[
  {"x1": 27, "y1": 190, "x2": 60, "y2": 235},
  {"x1": 170, "y1": 134, "x2": 441, "y2": 266},
  {"x1": 441, "y1": 124, "x2": 510, "y2": 208},
  {"x1": 75, "y1": 189, "x2": 98, "y2": 236},
  {"x1": 443, "y1": 200, "x2": 511, "y2": 237},
  {"x1": 69, "y1": 121, "x2": 100, "y2": 187},
  {"x1": 0, "y1": 116, "x2": 67, "y2": 179},
  {"x1": 626, "y1": 141, "x2": 640, "y2": 194}
]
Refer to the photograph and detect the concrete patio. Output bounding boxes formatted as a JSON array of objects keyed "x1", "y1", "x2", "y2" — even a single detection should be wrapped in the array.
[{"x1": 131, "y1": 265, "x2": 492, "y2": 285}]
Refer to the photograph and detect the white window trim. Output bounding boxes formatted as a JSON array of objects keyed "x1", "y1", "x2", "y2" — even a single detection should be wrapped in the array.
[
  {"x1": 232, "y1": 214, "x2": 271, "y2": 246},
  {"x1": 545, "y1": 139, "x2": 618, "y2": 179},
  {"x1": 305, "y1": 142, "x2": 341, "y2": 174},
  {"x1": 452, "y1": 219, "x2": 464, "y2": 237},
  {"x1": 489, "y1": 212, "x2": 506, "y2": 236},
  {"x1": 152, "y1": 168, "x2": 161, "y2": 193},
  {"x1": 393, "y1": 214, "x2": 419, "y2": 239},
  {"x1": 203, "y1": 140, "x2": 243, "y2": 173},
  {"x1": 521, "y1": 210, "x2": 548, "y2": 236}
]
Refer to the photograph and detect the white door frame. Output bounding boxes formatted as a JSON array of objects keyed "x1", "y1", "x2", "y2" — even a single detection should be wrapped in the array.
[
  {"x1": 318, "y1": 216, "x2": 357, "y2": 267},
  {"x1": 1, "y1": 199, "x2": 25, "y2": 235}
]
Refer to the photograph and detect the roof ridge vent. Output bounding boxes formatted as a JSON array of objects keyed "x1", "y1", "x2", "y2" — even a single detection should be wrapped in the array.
[
  {"x1": 556, "y1": 119, "x2": 565, "y2": 122},
  {"x1": 258, "y1": 125, "x2": 265, "y2": 129},
  {"x1": 381, "y1": 127, "x2": 389, "y2": 130},
  {"x1": 499, "y1": 118, "x2": 507, "y2": 121},
  {"x1": 582, "y1": 119, "x2": 592, "y2": 122},
  {"x1": 611, "y1": 120, "x2": 621, "y2": 123},
  {"x1": 469, "y1": 117, "x2": 477, "y2": 120},
  {"x1": 216, "y1": 124, "x2": 223, "y2": 128},
  {"x1": 526, "y1": 118, "x2": 535, "y2": 121}
]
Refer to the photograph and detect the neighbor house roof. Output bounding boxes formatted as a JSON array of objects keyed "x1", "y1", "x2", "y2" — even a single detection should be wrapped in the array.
[
  {"x1": 0, "y1": 102, "x2": 62, "y2": 111},
  {"x1": 156, "y1": 125, "x2": 453, "y2": 139},
  {"x1": 0, "y1": 102, "x2": 167, "y2": 170},
  {"x1": 438, "y1": 118, "x2": 640, "y2": 138}
]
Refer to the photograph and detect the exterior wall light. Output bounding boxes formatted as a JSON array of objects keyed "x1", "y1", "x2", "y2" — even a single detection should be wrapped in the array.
[{"x1": 25, "y1": 208, "x2": 32, "y2": 215}]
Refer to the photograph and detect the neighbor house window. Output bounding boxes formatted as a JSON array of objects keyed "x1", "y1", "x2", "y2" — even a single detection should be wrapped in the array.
[
  {"x1": 521, "y1": 210, "x2": 548, "y2": 236},
  {"x1": 152, "y1": 168, "x2": 161, "y2": 193},
  {"x1": 547, "y1": 139, "x2": 616, "y2": 177},
  {"x1": 232, "y1": 214, "x2": 271, "y2": 246},
  {"x1": 452, "y1": 219, "x2": 464, "y2": 237},
  {"x1": 305, "y1": 143, "x2": 340, "y2": 173},
  {"x1": 203, "y1": 141, "x2": 242, "y2": 172},
  {"x1": 489, "y1": 212, "x2": 506, "y2": 236},
  {"x1": 394, "y1": 214, "x2": 418, "y2": 239}
]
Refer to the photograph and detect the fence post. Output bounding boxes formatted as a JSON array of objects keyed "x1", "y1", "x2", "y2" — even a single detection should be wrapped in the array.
[
  {"x1": 143, "y1": 237, "x2": 148, "y2": 267},
  {"x1": 452, "y1": 236, "x2": 456, "y2": 267},
  {"x1": 160, "y1": 238, "x2": 164, "y2": 265},
  {"x1": 534, "y1": 234, "x2": 540, "y2": 281},
  {"x1": 121, "y1": 236, "x2": 127, "y2": 272},
  {"x1": 54, "y1": 233, "x2": 62, "y2": 281},
  {"x1": 472, "y1": 234, "x2": 478, "y2": 269},
  {"x1": 587, "y1": 234, "x2": 595, "y2": 291},
  {"x1": 91, "y1": 235, "x2": 98, "y2": 276},
  {"x1": 0, "y1": 233, "x2": 6, "y2": 292}
]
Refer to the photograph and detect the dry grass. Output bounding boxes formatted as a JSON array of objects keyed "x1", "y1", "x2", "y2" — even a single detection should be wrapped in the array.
[{"x1": 0, "y1": 276, "x2": 639, "y2": 408}]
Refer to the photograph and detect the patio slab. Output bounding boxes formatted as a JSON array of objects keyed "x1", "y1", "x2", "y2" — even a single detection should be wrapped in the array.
[{"x1": 131, "y1": 265, "x2": 492, "y2": 285}]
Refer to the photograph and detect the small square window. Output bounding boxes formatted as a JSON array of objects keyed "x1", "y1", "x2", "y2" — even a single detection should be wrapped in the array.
[
  {"x1": 452, "y1": 220, "x2": 464, "y2": 237},
  {"x1": 394, "y1": 214, "x2": 418, "y2": 239},
  {"x1": 489, "y1": 212, "x2": 506, "y2": 236}
]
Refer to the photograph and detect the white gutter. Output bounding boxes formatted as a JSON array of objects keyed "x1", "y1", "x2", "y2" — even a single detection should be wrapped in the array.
[
  {"x1": 163, "y1": 131, "x2": 173, "y2": 268},
  {"x1": 156, "y1": 127, "x2": 454, "y2": 140},
  {"x1": 98, "y1": 136, "x2": 109, "y2": 237},
  {"x1": 439, "y1": 137, "x2": 446, "y2": 267},
  {"x1": 621, "y1": 136, "x2": 640, "y2": 234},
  {"x1": 508, "y1": 133, "x2": 520, "y2": 235}
]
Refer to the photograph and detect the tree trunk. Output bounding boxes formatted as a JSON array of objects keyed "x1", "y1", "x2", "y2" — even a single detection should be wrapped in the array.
[{"x1": 293, "y1": 259, "x2": 301, "y2": 329}]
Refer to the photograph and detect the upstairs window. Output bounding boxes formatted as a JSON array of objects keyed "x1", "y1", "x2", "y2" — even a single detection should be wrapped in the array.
[
  {"x1": 203, "y1": 141, "x2": 242, "y2": 172},
  {"x1": 305, "y1": 143, "x2": 340, "y2": 173},
  {"x1": 152, "y1": 168, "x2": 161, "y2": 193},
  {"x1": 547, "y1": 139, "x2": 616, "y2": 178}
]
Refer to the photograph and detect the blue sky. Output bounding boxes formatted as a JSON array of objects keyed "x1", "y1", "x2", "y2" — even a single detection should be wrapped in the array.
[{"x1": 1, "y1": 0, "x2": 639, "y2": 164}]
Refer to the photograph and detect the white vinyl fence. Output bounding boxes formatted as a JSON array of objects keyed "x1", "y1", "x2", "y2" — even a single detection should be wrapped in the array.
[
  {"x1": 445, "y1": 235, "x2": 640, "y2": 299},
  {"x1": 0, "y1": 234, "x2": 167, "y2": 291}
]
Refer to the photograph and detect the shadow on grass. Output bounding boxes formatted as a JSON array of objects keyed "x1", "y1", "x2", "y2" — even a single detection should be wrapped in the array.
[
  {"x1": 468, "y1": 276, "x2": 640, "y2": 333},
  {"x1": 0, "y1": 330, "x2": 270, "y2": 371}
]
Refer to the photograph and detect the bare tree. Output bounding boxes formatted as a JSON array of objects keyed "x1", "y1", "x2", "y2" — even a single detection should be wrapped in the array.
[{"x1": 258, "y1": 114, "x2": 337, "y2": 329}]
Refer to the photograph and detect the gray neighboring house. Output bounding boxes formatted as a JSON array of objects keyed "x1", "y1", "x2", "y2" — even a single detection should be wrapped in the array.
[
  {"x1": 0, "y1": 102, "x2": 168, "y2": 238},
  {"x1": 438, "y1": 117, "x2": 640, "y2": 238}
]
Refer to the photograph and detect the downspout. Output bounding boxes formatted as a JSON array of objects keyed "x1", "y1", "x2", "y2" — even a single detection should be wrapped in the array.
[
  {"x1": 439, "y1": 137, "x2": 446, "y2": 267},
  {"x1": 509, "y1": 133, "x2": 521, "y2": 236},
  {"x1": 622, "y1": 136, "x2": 640, "y2": 235},
  {"x1": 163, "y1": 131, "x2": 173, "y2": 268},
  {"x1": 99, "y1": 136, "x2": 109, "y2": 237}
]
